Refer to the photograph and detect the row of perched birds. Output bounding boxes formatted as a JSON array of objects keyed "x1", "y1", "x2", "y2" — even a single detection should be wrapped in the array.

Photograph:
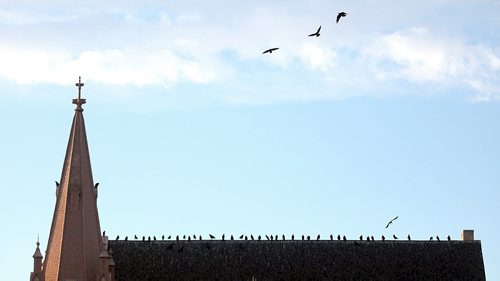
[
  {"x1": 262, "y1": 11, "x2": 348, "y2": 54},
  {"x1": 107, "y1": 232, "x2": 453, "y2": 242}
]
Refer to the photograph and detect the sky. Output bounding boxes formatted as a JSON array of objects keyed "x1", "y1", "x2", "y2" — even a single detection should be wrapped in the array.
[{"x1": 0, "y1": 0, "x2": 499, "y2": 279}]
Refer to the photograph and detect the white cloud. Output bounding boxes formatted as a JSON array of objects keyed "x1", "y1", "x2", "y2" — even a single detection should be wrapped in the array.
[{"x1": 300, "y1": 43, "x2": 336, "y2": 71}]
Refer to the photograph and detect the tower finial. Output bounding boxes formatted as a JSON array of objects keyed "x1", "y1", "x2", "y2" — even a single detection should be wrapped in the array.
[{"x1": 72, "y1": 76, "x2": 86, "y2": 110}]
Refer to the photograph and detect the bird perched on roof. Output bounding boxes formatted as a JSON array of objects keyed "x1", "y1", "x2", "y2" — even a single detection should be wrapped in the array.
[
  {"x1": 222, "y1": 234, "x2": 225, "y2": 241},
  {"x1": 209, "y1": 234, "x2": 215, "y2": 240},
  {"x1": 270, "y1": 235, "x2": 273, "y2": 241},
  {"x1": 245, "y1": 235, "x2": 249, "y2": 240},
  {"x1": 102, "y1": 231, "x2": 106, "y2": 236},
  {"x1": 337, "y1": 235, "x2": 341, "y2": 241},
  {"x1": 134, "y1": 235, "x2": 138, "y2": 239},
  {"x1": 266, "y1": 235, "x2": 270, "y2": 240},
  {"x1": 291, "y1": 234, "x2": 294, "y2": 240},
  {"x1": 258, "y1": 235, "x2": 261, "y2": 241},
  {"x1": 251, "y1": 234, "x2": 254, "y2": 240},
  {"x1": 308, "y1": 26, "x2": 321, "y2": 37},
  {"x1": 336, "y1": 12, "x2": 348, "y2": 23},
  {"x1": 199, "y1": 235, "x2": 202, "y2": 240},
  {"x1": 55, "y1": 181, "x2": 60, "y2": 187},
  {"x1": 124, "y1": 236, "x2": 128, "y2": 241},
  {"x1": 183, "y1": 235, "x2": 186, "y2": 239},
  {"x1": 153, "y1": 236, "x2": 156, "y2": 241},
  {"x1": 193, "y1": 235, "x2": 196, "y2": 239},
  {"x1": 148, "y1": 236, "x2": 151, "y2": 241},
  {"x1": 330, "y1": 234, "x2": 333, "y2": 241},
  {"x1": 393, "y1": 234, "x2": 399, "y2": 240},
  {"x1": 167, "y1": 235, "x2": 171, "y2": 239},
  {"x1": 436, "y1": 235, "x2": 440, "y2": 241},
  {"x1": 359, "y1": 235, "x2": 363, "y2": 241},
  {"x1": 94, "y1": 183, "x2": 99, "y2": 188},
  {"x1": 115, "y1": 235, "x2": 119, "y2": 241},
  {"x1": 407, "y1": 234, "x2": 411, "y2": 241},
  {"x1": 343, "y1": 235, "x2": 346, "y2": 241},
  {"x1": 188, "y1": 236, "x2": 191, "y2": 241},
  {"x1": 175, "y1": 235, "x2": 179, "y2": 241},
  {"x1": 382, "y1": 235, "x2": 386, "y2": 241},
  {"x1": 143, "y1": 236, "x2": 146, "y2": 241},
  {"x1": 385, "y1": 216, "x2": 399, "y2": 228},
  {"x1": 307, "y1": 235, "x2": 311, "y2": 241},
  {"x1": 231, "y1": 235, "x2": 234, "y2": 240},
  {"x1": 240, "y1": 235, "x2": 244, "y2": 239},
  {"x1": 317, "y1": 234, "x2": 320, "y2": 240},
  {"x1": 447, "y1": 235, "x2": 451, "y2": 241},
  {"x1": 162, "y1": 235, "x2": 165, "y2": 240},
  {"x1": 371, "y1": 236, "x2": 374, "y2": 241},
  {"x1": 429, "y1": 236, "x2": 433, "y2": 241}
]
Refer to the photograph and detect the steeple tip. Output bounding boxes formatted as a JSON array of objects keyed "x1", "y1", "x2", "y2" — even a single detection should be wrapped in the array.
[{"x1": 72, "y1": 76, "x2": 86, "y2": 111}]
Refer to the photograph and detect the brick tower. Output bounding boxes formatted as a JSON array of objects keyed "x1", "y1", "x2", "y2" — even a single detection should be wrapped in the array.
[{"x1": 38, "y1": 77, "x2": 104, "y2": 281}]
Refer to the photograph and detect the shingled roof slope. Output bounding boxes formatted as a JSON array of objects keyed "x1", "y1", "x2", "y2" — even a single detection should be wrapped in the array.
[{"x1": 109, "y1": 240, "x2": 485, "y2": 280}]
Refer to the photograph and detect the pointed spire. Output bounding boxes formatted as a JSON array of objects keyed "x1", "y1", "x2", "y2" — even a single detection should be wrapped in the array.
[
  {"x1": 43, "y1": 77, "x2": 102, "y2": 281},
  {"x1": 30, "y1": 237, "x2": 44, "y2": 281}
]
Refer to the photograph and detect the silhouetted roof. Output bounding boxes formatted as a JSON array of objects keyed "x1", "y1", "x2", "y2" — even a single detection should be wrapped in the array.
[{"x1": 109, "y1": 240, "x2": 485, "y2": 281}]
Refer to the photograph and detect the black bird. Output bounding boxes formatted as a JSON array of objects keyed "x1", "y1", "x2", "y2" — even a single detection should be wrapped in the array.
[
  {"x1": 199, "y1": 235, "x2": 202, "y2": 240},
  {"x1": 336, "y1": 12, "x2": 348, "y2": 24},
  {"x1": 385, "y1": 216, "x2": 399, "y2": 228},
  {"x1": 337, "y1": 235, "x2": 341, "y2": 240},
  {"x1": 167, "y1": 235, "x2": 171, "y2": 239},
  {"x1": 275, "y1": 235, "x2": 278, "y2": 240},
  {"x1": 263, "y1": 48, "x2": 279, "y2": 54},
  {"x1": 302, "y1": 235, "x2": 305, "y2": 240},
  {"x1": 436, "y1": 235, "x2": 440, "y2": 241},
  {"x1": 153, "y1": 236, "x2": 156, "y2": 241},
  {"x1": 407, "y1": 234, "x2": 411, "y2": 241},
  {"x1": 282, "y1": 234, "x2": 285, "y2": 241},
  {"x1": 148, "y1": 236, "x2": 151, "y2": 241},
  {"x1": 366, "y1": 236, "x2": 370, "y2": 241},
  {"x1": 270, "y1": 235, "x2": 274, "y2": 241},
  {"x1": 447, "y1": 235, "x2": 451, "y2": 241},
  {"x1": 183, "y1": 235, "x2": 186, "y2": 239},
  {"x1": 371, "y1": 236, "x2": 374, "y2": 241},
  {"x1": 188, "y1": 236, "x2": 191, "y2": 241},
  {"x1": 193, "y1": 235, "x2": 197, "y2": 239},
  {"x1": 251, "y1": 234, "x2": 254, "y2": 240},
  {"x1": 115, "y1": 235, "x2": 119, "y2": 241},
  {"x1": 382, "y1": 235, "x2": 386, "y2": 241},
  {"x1": 143, "y1": 236, "x2": 146, "y2": 241},
  {"x1": 94, "y1": 183, "x2": 99, "y2": 188},
  {"x1": 308, "y1": 26, "x2": 321, "y2": 37},
  {"x1": 343, "y1": 235, "x2": 346, "y2": 241},
  {"x1": 55, "y1": 181, "x2": 60, "y2": 187},
  {"x1": 124, "y1": 236, "x2": 128, "y2": 241},
  {"x1": 245, "y1": 235, "x2": 248, "y2": 240},
  {"x1": 258, "y1": 235, "x2": 261, "y2": 241},
  {"x1": 209, "y1": 234, "x2": 215, "y2": 240},
  {"x1": 102, "y1": 231, "x2": 106, "y2": 236},
  {"x1": 176, "y1": 235, "x2": 179, "y2": 241},
  {"x1": 134, "y1": 235, "x2": 138, "y2": 239},
  {"x1": 393, "y1": 234, "x2": 399, "y2": 240},
  {"x1": 162, "y1": 235, "x2": 165, "y2": 240},
  {"x1": 330, "y1": 234, "x2": 333, "y2": 240},
  {"x1": 430, "y1": 236, "x2": 433, "y2": 241},
  {"x1": 231, "y1": 235, "x2": 234, "y2": 240},
  {"x1": 239, "y1": 235, "x2": 244, "y2": 239},
  {"x1": 317, "y1": 234, "x2": 320, "y2": 240},
  {"x1": 307, "y1": 235, "x2": 311, "y2": 241},
  {"x1": 266, "y1": 235, "x2": 270, "y2": 240},
  {"x1": 222, "y1": 234, "x2": 225, "y2": 241},
  {"x1": 359, "y1": 235, "x2": 363, "y2": 241},
  {"x1": 291, "y1": 234, "x2": 294, "y2": 240}
]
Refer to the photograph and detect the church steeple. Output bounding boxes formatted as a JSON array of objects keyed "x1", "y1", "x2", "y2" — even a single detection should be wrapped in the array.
[{"x1": 42, "y1": 77, "x2": 103, "y2": 281}]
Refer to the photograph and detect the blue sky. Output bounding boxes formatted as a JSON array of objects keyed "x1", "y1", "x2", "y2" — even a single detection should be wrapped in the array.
[{"x1": 0, "y1": 0, "x2": 499, "y2": 279}]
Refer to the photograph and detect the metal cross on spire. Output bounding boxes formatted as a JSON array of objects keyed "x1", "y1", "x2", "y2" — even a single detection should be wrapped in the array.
[{"x1": 72, "y1": 76, "x2": 86, "y2": 110}]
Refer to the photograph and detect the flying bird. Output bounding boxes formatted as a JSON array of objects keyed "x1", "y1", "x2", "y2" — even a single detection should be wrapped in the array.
[
  {"x1": 336, "y1": 12, "x2": 348, "y2": 24},
  {"x1": 308, "y1": 26, "x2": 321, "y2": 37},
  {"x1": 263, "y1": 47, "x2": 279, "y2": 54},
  {"x1": 385, "y1": 216, "x2": 399, "y2": 228}
]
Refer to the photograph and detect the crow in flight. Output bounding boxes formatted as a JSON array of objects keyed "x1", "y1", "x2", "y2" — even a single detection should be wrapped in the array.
[
  {"x1": 263, "y1": 48, "x2": 279, "y2": 54},
  {"x1": 336, "y1": 12, "x2": 348, "y2": 23},
  {"x1": 385, "y1": 216, "x2": 399, "y2": 228},
  {"x1": 308, "y1": 26, "x2": 321, "y2": 37}
]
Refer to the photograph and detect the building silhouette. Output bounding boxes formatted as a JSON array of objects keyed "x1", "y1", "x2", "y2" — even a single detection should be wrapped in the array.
[{"x1": 30, "y1": 78, "x2": 486, "y2": 280}]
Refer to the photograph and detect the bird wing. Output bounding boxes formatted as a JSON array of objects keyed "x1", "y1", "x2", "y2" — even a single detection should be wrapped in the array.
[
  {"x1": 336, "y1": 13, "x2": 341, "y2": 23},
  {"x1": 317, "y1": 26, "x2": 321, "y2": 33},
  {"x1": 263, "y1": 49, "x2": 269, "y2": 54},
  {"x1": 385, "y1": 221, "x2": 391, "y2": 228}
]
